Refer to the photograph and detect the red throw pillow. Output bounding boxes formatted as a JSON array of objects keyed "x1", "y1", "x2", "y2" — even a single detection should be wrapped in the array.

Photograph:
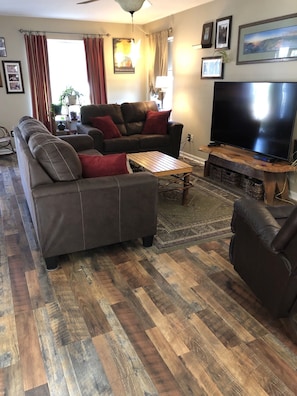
[
  {"x1": 78, "y1": 153, "x2": 129, "y2": 178},
  {"x1": 90, "y1": 115, "x2": 121, "y2": 139},
  {"x1": 142, "y1": 110, "x2": 171, "y2": 135}
]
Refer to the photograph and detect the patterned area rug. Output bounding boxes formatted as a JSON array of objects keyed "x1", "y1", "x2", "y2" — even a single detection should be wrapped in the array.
[{"x1": 154, "y1": 172, "x2": 241, "y2": 251}]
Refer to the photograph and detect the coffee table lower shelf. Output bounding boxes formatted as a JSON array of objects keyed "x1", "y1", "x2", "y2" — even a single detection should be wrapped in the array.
[{"x1": 127, "y1": 151, "x2": 193, "y2": 205}]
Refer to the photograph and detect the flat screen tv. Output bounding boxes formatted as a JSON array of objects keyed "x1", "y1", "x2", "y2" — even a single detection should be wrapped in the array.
[{"x1": 210, "y1": 81, "x2": 297, "y2": 162}]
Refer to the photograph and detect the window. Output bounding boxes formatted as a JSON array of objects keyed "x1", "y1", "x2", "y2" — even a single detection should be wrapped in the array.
[{"x1": 47, "y1": 39, "x2": 90, "y2": 111}]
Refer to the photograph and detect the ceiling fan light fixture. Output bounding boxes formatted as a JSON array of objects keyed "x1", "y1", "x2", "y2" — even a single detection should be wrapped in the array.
[{"x1": 115, "y1": 0, "x2": 145, "y2": 13}]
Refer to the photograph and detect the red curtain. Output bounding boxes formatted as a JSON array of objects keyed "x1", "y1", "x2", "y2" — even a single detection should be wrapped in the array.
[
  {"x1": 24, "y1": 34, "x2": 54, "y2": 132},
  {"x1": 84, "y1": 37, "x2": 107, "y2": 104}
]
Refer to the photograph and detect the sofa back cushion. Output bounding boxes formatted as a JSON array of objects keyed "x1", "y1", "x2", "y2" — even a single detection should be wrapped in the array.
[
  {"x1": 28, "y1": 133, "x2": 82, "y2": 181},
  {"x1": 80, "y1": 104, "x2": 127, "y2": 135},
  {"x1": 18, "y1": 116, "x2": 51, "y2": 142},
  {"x1": 121, "y1": 101, "x2": 158, "y2": 135}
]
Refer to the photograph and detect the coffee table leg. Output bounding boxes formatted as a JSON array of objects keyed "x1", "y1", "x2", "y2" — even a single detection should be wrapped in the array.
[{"x1": 182, "y1": 173, "x2": 191, "y2": 205}]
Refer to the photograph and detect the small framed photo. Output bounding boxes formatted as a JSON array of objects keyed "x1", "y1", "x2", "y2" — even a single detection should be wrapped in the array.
[
  {"x1": 201, "y1": 56, "x2": 224, "y2": 79},
  {"x1": 2, "y1": 60, "x2": 25, "y2": 93},
  {"x1": 215, "y1": 15, "x2": 232, "y2": 49},
  {"x1": 0, "y1": 37, "x2": 7, "y2": 57},
  {"x1": 201, "y1": 22, "x2": 213, "y2": 48}
]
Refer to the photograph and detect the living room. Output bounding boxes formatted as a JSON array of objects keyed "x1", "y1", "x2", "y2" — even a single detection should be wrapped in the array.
[
  {"x1": 1, "y1": 0, "x2": 297, "y2": 394},
  {"x1": 1, "y1": 0, "x2": 296, "y2": 171}
]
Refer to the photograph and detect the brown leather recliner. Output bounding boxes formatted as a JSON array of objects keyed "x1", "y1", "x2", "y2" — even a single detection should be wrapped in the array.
[{"x1": 229, "y1": 197, "x2": 297, "y2": 318}]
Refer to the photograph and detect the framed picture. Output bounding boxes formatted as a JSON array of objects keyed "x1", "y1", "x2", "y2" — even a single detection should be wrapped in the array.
[
  {"x1": 215, "y1": 15, "x2": 232, "y2": 49},
  {"x1": 2, "y1": 61, "x2": 24, "y2": 93},
  {"x1": 0, "y1": 71, "x2": 2, "y2": 88},
  {"x1": 0, "y1": 37, "x2": 7, "y2": 57},
  {"x1": 201, "y1": 56, "x2": 224, "y2": 79},
  {"x1": 113, "y1": 38, "x2": 135, "y2": 74},
  {"x1": 237, "y1": 13, "x2": 297, "y2": 64},
  {"x1": 201, "y1": 22, "x2": 213, "y2": 48}
]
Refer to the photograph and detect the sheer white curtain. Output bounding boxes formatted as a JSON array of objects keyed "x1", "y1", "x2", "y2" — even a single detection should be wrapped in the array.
[{"x1": 148, "y1": 30, "x2": 169, "y2": 95}]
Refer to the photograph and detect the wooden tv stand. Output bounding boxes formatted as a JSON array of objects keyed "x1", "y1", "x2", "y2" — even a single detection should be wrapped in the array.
[{"x1": 199, "y1": 145, "x2": 295, "y2": 205}]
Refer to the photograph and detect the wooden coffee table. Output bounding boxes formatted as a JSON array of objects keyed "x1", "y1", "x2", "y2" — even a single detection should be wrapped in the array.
[{"x1": 127, "y1": 151, "x2": 193, "y2": 205}]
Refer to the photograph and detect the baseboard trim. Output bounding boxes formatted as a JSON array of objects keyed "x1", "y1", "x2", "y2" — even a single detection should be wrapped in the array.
[{"x1": 179, "y1": 151, "x2": 205, "y2": 165}]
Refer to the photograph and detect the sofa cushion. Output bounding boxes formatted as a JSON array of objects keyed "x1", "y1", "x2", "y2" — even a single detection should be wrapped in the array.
[
  {"x1": 139, "y1": 134, "x2": 171, "y2": 150},
  {"x1": 142, "y1": 110, "x2": 171, "y2": 135},
  {"x1": 103, "y1": 135, "x2": 141, "y2": 154},
  {"x1": 19, "y1": 117, "x2": 50, "y2": 142},
  {"x1": 78, "y1": 153, "x2": 129, "y2": 177},
  {"x1": 90, "y1": 115, "x2": 121, "y2": 139},
  {"x1": 29, "y1": 133, "x2": 82, "y2": 181}
]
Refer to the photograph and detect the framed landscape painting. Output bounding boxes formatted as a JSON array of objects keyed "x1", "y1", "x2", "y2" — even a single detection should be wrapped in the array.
[{"x1": 237, "y1": 13, "x2": 297, "y2": 64}]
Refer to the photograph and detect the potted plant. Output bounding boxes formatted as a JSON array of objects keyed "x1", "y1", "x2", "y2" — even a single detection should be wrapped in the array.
[
  {"x1": 59, "y1": 86, "x2": 83, "y2": 105},
  {"x1": 51, "y1": 103, "x2": 62, "y2": 116}
]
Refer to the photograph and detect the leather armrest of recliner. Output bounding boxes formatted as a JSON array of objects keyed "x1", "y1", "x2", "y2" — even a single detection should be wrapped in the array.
[
  {"x1": 271, "y1": 206, "x2": 297, "y2": 251},
  {"x1": 231, "y1": 198, "x2": 280, "y2": 249}
]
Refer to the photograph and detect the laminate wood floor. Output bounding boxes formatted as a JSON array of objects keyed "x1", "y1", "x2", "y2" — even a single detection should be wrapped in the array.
[{"x1": 0, "y1": 155, "x2": 297, "y2": 395}]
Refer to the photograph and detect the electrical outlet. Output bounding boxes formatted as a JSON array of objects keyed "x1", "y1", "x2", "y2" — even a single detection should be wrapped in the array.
[{"x1": 187, "y1": 133, "x2": 194, "y2": 142}]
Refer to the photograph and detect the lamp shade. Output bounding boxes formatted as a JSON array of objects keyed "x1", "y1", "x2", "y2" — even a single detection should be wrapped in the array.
[
  {"x1": 155, "y1": 76, "x2": 170, "y2": 90},
  {"x1": 115, "y1": 0, "x2": 145, "y2": 12}
]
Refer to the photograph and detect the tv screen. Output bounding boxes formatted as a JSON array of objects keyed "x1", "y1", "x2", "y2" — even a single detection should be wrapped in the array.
[{"x1": 210, "y1": 81, "x2": 297, "y2": 161}]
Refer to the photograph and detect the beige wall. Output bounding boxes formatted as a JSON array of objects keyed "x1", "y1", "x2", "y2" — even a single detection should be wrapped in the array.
[
  {"x1": 145, "y1": 0, "x2": 297, "y2": 161},
  {"x1": 0, "y1": 16, "x2": 147, "y2": 131},
  {"x1": 145, "y1": 0, "x2": 297, "y2": 196}
]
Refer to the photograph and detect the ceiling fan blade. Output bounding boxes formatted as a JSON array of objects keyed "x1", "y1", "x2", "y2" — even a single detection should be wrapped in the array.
[{"x1": 77, "y1": 0, "x2": 99, "y2": 4}]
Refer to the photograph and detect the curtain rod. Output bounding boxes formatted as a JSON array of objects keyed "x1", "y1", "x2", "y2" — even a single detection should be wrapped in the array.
[
  {"x1": 19, "y1": 29, "x2": 110, "y2": 37},
  {"x1": 147, "y1": 27, "x2": 173, "y2": 37}
]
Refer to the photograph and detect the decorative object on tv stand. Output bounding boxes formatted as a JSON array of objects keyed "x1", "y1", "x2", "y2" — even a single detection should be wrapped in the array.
[
  {"x1": 237, "y1": 13, "x2": 297, "y2": 65},
  {"x1": 155, "y1": 76, "x2": 170, "y2": 109}
]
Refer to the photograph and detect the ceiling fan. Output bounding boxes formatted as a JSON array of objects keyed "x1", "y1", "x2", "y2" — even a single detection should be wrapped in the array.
[{"x1": 77, "y1": 0, "x2": 146, "y2": 14}]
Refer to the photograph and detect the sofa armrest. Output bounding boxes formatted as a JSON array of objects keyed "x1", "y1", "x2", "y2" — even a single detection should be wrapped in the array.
[
  {"x1": 231, "y1": 198, "x2": 280, "y2": 249},
  {"x1": 167, "y1": 121, "x2": 183, "y2": 158},
  {"x1": 59, "y1": 134, "x2": 95, "y2": 152},
  {"x1": 77, "y1": 123, "x2": 104, "y2": 151}
]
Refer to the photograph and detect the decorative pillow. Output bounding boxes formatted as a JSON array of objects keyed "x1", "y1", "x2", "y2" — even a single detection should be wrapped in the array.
[
  {"x1": 78, "y1": 153, "x2": 130, "y2": 178},
  {"x1": 142, "y1": 110, "x2": 171, "y2": 135},
  {"x1": 90, "y1": 115, "x2": 121, "y2": 139},
  {"x1": 29, "y1": 133, "x2": 82, "y2": 181}
]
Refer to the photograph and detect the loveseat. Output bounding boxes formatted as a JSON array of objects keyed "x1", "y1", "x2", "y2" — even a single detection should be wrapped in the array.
[
  {"x1": 76, "y1": 101, "x2": 183, "y2": 158},
  {"x1": 14, "y1": 116, "x2": 158, "y2": 270}
]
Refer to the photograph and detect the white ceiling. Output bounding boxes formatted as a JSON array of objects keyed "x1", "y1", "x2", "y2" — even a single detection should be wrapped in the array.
[{"x1": 0, "y1": 0, "x2": 214, "y2": 25}]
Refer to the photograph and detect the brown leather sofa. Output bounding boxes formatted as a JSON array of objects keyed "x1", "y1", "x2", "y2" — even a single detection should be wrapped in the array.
[
  {"x1": 229, "y1": 197, "x2": 297, "y2": 318},
  {"x1": 14, "y1": 117, "x2": 158, "y2": 270},
  {"x1": 77, "y1": 101, "x2": 183, "y2": 158}
]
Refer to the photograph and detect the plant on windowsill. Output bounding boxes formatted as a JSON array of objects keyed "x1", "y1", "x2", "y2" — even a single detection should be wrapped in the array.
[{"x1": 59, "y1": 86, "x2": 83, "y2": 106}]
